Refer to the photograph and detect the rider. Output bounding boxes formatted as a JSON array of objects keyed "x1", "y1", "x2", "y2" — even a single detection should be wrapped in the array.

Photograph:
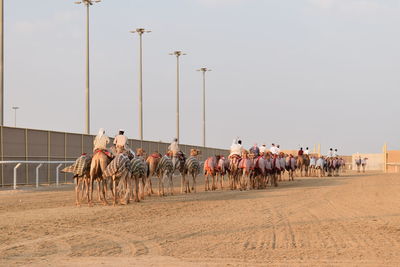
[
  {"x1": 259, "y1": 144, "x2": 267, "y2": 155},
  {"x1": 304, "y1": 147, "x2": 310, "y2": 155},
  {"x1": 270, "y1": 143, "x2": 278, "y2": 155},
  {"x1": 327, "y1": 148, "x2": 334, "y2": 158},
  {"x1": 333, "y1": 149, "x2": 338, "y2": 157},
  {"x1": 168, "y1": 138, "x2": 180, "y2": 156},
  {"x1": 114, "y1": 129, "x2": 128, "y2": 154},
  {"x1": 298, "y1": 147, "x2": 304, "y2": 156},
  {"x1": 276, "y1": 144, "x2": 281, "y2": 155},
  {"x1": 249, "y1": 143, "x2": 260, "y2": 157},
  {"x1": 93, "y1": 128, "x2": 110, "y2": 152},
  {"x1": 229, "y1": 138, "x2": 243, "y2": 158}
]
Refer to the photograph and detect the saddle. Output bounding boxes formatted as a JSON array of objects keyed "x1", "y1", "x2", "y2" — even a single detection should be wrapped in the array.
[
  {"x1": 150, "y1": 153, "x2": 161, "y2": 159},
  {"x1": 94, "y1": 149, "x2": 113, "y2": 160},
  {"x1": 229, "y1": 154, "x2": 241, "y2": 160}
]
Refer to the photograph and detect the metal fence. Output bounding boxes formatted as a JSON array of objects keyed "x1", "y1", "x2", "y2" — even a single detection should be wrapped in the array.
[{"x1": 0, "y1": 126, "x2": 228, "y2": 187}]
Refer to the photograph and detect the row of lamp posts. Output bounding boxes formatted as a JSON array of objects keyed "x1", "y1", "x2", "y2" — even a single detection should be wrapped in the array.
[
  {"x1": 75, "y1": 0, "x2": 211, "y2": 147},
  {"x1": 0, "y1": 0, "x2": 211, "y2": 147}
]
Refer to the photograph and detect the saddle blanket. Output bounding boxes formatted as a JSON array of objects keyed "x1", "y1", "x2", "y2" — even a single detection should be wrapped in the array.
[
  {"x1": 61, "y1": 155, "x2": 92, "y2": 176},
  {"x1": 103, "y1": 154, "x2": 131, "y2": 178}
]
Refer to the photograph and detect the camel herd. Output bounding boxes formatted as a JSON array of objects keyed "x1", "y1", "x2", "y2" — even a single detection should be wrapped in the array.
[{"x1": 68, "y1": 148, "x2": 344, "y2": 207}]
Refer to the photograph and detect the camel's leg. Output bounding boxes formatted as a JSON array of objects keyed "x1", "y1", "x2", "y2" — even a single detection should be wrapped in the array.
[
  {"x1": 169, "y1": 174, "x2": 174, "y2": 195},
  {"x1": 88, "y1": 177, "x2": 95, "y2": 207},
  {"x1": 134, "y1": 176, "x2": 140, "y2": 202},
  {"x1": 148, "y1": 174, "x2": 154, "y2": 195},
  {"x1": 140, "y1": 178, "x2": 145, "y2": 200},
  {"x1": 211, "y1": 174, "x2": 216, "y2": 191},
  {"x1": 192, "y1": 173, "x2": 197, "y2": 193},
  {"x1": 113, "y1": 178, "x2": 117, "y2": 206},
  {"x1": 181, "y1": 174, "x2": 185, "y2": 194},
  {"x1": 158, "y1": 176, "x2": 162, "y2": 197},
  {"x1": 121, "y1": 175, "x2": 130, "y2": 205},
  {"x1": 160, "y1": 173, "x2": 165, "y2": 196},
  {"x1": 100, "y1": 179, "x2": 109, "y2": 205},
  {"x1": 102, "y1": 179, "x2": 108, "y2": 201},
  {"x1": 185, "y1": 173, "x2": 190, "y2": 193},
  {"x1": 75, "y1": 177, "x2": 81, "y2": 206},
  {"x1": 219, "y1": 174, "x2": 223, "y2": 190}
]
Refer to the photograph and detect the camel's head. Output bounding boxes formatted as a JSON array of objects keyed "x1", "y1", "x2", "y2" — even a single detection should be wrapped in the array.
[
  {"x1": 190, "y1": 149, "x2": 200, "y2": 156},
  {"x1": 166, "y1": 150, "x2": 173, "y2": 157},
  {"x1": 136, "y1": 148, "x2": 146, "y2": 156},
  {"x1": 242, "y1": 150, "x2": 249, "y2": 159}
]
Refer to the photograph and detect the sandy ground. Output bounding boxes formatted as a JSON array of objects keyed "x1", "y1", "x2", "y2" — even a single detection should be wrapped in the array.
[{"x1": 0, "y1": 171, "x2": 400, "y2": 266}]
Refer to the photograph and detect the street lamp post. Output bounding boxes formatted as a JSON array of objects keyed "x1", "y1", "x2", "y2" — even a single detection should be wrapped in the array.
[
  {"x1": 0, "y1": 0, "x2": 3, "y2": 126},
  {"x1": 12, "y1": 106, "x2": 19, "y2": 127},
  {"x1": 169, "y1": 51, "x2": 186, "y2": 142},
  {"x1": 130, "y1": 28, "x2": 151, "y2": 143},
  {"x1": 75, "y1": 0, "x2": 101, "y2": 135},
  {"x1": 196, "y1": 67, "x2": 211, "y2": 147}
]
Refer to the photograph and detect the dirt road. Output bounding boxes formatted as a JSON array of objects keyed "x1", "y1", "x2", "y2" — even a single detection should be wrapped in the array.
[{"x1": 1, "y1": 172, "x2": 399, "y2": 266}]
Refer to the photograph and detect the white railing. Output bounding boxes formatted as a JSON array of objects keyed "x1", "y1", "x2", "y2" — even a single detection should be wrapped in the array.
[{"x1": 0, "y1": 161, "x2": 75, "y2": 190}]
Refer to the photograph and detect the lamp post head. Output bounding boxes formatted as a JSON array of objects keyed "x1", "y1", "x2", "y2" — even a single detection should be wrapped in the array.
[
  {"x1": 12, "y1": 106, "x2": 19, "y2": 110},
  {"x1": 74, "y1": 0, "x2": 101, "y2": 6},
  {"x1": 169, "y1": 51, "x2": 186, "y2": 57},
  {"x1": 130, "y1": 28, "x2": 152, "y2": 35},
  {"x1": 197, "y1": 67, "x2": 212, "y2": 72}
]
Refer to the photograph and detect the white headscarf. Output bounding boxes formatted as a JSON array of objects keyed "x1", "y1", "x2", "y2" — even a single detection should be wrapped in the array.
[{"x1": 97, "y1": 128, "x2": 105, "y2": 139}]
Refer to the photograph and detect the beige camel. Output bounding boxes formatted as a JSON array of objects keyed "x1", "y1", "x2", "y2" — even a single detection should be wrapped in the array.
[
  {"x1": 89, "y1": 151, "x2": 111, "y2": 206},
  {"x1": 146, "y1": 152, "x2": 162, "y2": 196}
]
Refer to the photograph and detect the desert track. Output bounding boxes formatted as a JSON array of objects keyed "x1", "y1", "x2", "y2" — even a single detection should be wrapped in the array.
[{"x1": 1, "y1": 171, "x2": 399, "y2": 266}]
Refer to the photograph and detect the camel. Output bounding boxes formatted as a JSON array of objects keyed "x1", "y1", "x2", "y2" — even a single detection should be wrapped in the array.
[
  {"x1": 171, "y1": 151, "x2": 187, "y2": 193},
  {"x1": 135, "y1": 148, "x2": 149, "y2": 200},
  {"x1": 62, "y1": 154, "x2": 92, "y2": 206},
  {"x1": 264, "y1": 153, "x2": 274, "y2": 187},
  {"x1": 239, "y1": 151, "x2": 253, "y2": 190},
  {"x1": 204, "y1": 155, "x2": 220, "y2": 191},
  {"x1": 228, "y1": 154, "x2": 241, "y2": 190},
  {"x1": 270, "y1": 155, "x2": 279, "y2": 187},
  {"x1": 128, "y1": 157, "x2": 147, "y2": 202},
  {"x1": 74, "y1": 172, "x2": 90, "y2": 206},
  {"x1": 89, "y1": 151, "x2": 111, "y2": 206},
  {"x1": 216, "y1": 156, "x2": 229, "y2": 190},
  {"x1": 155, "y1": 153, "x2": 174, "y2": 196},
  {"x1": 252, "y1": 154, "x2": 266, "y2": 189},
  {"x1": 296, "y1": 154, "x2": 310, "y2": 177},
  {"x1": 146, "y1": 152, "x2": 162, "y2": 195},
  {"x1": 285, "y1": 155, "x2": 296, "y2": 181},
  {"x1": 182, "y1": 149, "x2": 201, "y2": 193}
]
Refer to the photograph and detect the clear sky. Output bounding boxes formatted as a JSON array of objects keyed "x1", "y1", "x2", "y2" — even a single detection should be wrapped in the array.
[{"x1": 4, "y1": 0, "x2": 400, "y2": 155}]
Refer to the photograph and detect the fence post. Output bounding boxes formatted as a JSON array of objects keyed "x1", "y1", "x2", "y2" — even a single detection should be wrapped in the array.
[
  {"x1": 383, "y1": 143, "x2": 387, "y2": 173},
  {"x1": 25, "y1": 128, "x2": 28, "y2": 184},
  {"x1": 64, "y1": 133, "x2": 67, "y2": 183},
  {"x1": 36, "y1": 163, "x2": 43, "y2": 188},
  {"x1": 47, "y1": 131, "x2": 51, "y2": 184},
  {"x1": 56, "y1": 163, "x2": 63, "y2": 187},
  {"x1": 13, "y1": 163, "x2": 22, "y2": 190},
  {"x1": 1, "y1": 126, "x2": 3, "y2": 187}
]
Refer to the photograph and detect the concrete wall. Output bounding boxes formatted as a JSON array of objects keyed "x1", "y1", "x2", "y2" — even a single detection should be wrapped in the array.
[{"x1": 387, "y1": 150, "x2": 400, "y2": 173}]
